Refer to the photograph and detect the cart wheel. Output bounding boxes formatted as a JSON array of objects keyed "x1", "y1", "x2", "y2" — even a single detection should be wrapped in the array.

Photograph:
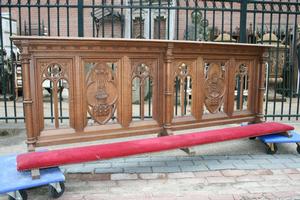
[
  {"x1": 48, "y1": 182, "x2": 65, "y2": 199},
  {"x1": 8, "y1": 190, "x2": 27, "y2": 200},
  {"x1": 266, "y1": 143, "x2": 278, "y2": 155},
  {"x1": 249, "y1": 137, "x2": 256, "y2": 140},
  {"x1": 297, "y1": 145, "x2": 300, "y2": 154}
]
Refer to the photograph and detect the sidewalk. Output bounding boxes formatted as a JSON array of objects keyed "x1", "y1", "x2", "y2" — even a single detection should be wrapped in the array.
[{"x1": 1, "y1": 123, "x2": 300, "y2": 199}]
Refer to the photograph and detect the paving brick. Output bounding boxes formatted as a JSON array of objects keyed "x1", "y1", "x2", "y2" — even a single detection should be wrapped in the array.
[
  {"x1": 84, "y1": 162, "x2": 112, "y2": 168},
  {"x1": 167, "y1": 172, "x2": 195, "y2": 179},
  {"x1": 221, "y1": 170, "x2": 249, "y2": 177},
  {"x1": 208, "y1": 194, "x2": 235, "y2": 200},
  {"x1": 166, "y1": 160, "x2": 194, "y2": 166},
  {"x1": 111, "y1": 173, "x2": 138, "y2": 180},
  {"x1": 152, "y1": 166, "x2": 181, "y2": 173},
  {"x1": 249, "y1": 154, "x2": 276, "y2": 159},
  {"x1": 139, "y1": 173, "x2": 167, "y2": 180},
  {"x1": 227, "y1": 155, "x2": 252, "y2": 160},
  {"x1": 288, "y1": 174, "x2": 300, "y2": 180},
  {"x1": 66, "y1": 166, "x2": 95, "y2": 174},
  {"x1": 248, "y1": 169, "x2": 273, "y2": 175},
  {"x1": 236, "y1": 175, "x2": 264, "y2": 182},
  {"x1": 247, "y1": 186, "x2": 278, "y2": 194},
  {"x1": 194, "y1": 160, "x2": 220, "y2": 166},
  {"x1": 194, "y1": 171, "x2": 223, "y2": 178},
  {"x1": 281, "y1": 168, "x2": 300, "y2": 174},
  {"x1": 180, "y1": 164, "x2": 208, "y2": 172},
  {"x1": 262, "y1": 174, "x2": 290, "y2": 181},
  {"x1": 206, "y1": 177, "x2": 236, "y2": 184},
  {"x1": 151, "y1": 156, "x2": 178, "y2": 162},
  {"x1": 177, "y1": 155, "x2": 202, "y2": 161},
  {"x1": 123, "y1": 166, "x2": 152, "y2": 173},
  {"x1": 94, "y1": 167, "x2": 124, "y2": 174},
  {"x1": 232, "y1": 182, "x2": 261, "y2": 189}
]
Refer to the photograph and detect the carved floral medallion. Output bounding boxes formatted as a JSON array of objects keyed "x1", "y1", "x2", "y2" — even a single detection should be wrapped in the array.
[
  {"x1": 86, "y1": 62, "x2": 118, "y2": 124},
  {"x1": 204, "y1": 63, "x2": 226, "y2": 113}
]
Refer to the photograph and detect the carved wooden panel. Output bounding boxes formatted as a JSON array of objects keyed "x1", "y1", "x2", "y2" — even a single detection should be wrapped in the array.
[
  {"x1": 204, "y1": 63, "x2": 226, "y2": 114},
  {"x1": 86, "y1": 62, "x2": 118, "y2": 125}
]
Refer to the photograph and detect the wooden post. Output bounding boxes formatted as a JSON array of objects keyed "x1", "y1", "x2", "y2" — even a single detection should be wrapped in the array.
[
  {"x1": 162, "y1": 43, "x2": 174, "y2": 136},
  {"x1": 256, "y1": 50, "x2": 269, "y2": 123},
  {"x1": 20, "y1": 42, "x2": 36, "y2": 151}
]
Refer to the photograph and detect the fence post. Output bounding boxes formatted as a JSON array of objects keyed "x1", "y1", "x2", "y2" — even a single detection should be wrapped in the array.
[
  {"x1": 239, "y1": 0, "x2": 248, "y2": 43},
  {"x1": 78, "y1": 0, "x2": 84, "y2": 37}
]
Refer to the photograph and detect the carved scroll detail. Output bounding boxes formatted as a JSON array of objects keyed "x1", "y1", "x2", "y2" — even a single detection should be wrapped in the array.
[
  {"x1": 204, "y1": 63, "x2": 226, "y2": 114},
  {"x1": 86, "y1": 63, "x2": 118, "y2": 124}
]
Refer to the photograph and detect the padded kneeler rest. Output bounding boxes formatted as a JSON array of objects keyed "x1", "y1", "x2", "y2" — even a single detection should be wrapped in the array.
[{"x1": 17, "y1": 122, "x2": 294, "y2": 171}]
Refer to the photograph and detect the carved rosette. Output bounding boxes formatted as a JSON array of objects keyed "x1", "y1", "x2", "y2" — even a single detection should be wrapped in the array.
[
  {"x1": 204, "y1": 63, "x2": 226, "y2": 114},
  {"x1": 86, "y1": 63, "x2": 118, "y2": 124},
  {"x1": 41, "y1": 62, "x2": 68, "y2": 83}
]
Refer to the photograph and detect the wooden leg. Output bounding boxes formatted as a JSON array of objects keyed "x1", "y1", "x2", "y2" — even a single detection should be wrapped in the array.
[
  {"x1": 180, "y1": 147, "x2": 196, "y2": 155},
  {"x1": 31, "y1": 168, "x2": 41, "y2": 180}
]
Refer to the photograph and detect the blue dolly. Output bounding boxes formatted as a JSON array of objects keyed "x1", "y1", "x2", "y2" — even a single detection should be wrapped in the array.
[
  {"x1": 0, "y1": 154, "x2": 65, "y2": 200},
  {"x1": 259, "y1": 130, "x2": 300, "y2": 154}
]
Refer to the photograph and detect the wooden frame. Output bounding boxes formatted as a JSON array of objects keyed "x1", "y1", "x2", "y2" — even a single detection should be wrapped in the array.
[{"x1": 11, "y1": 36, "x2": 270, "y2": 150}]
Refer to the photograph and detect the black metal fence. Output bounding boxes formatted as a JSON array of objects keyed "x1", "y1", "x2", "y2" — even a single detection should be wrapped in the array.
[{"x1": 0, "y1": 0, "x2": 300, "y2": 123}]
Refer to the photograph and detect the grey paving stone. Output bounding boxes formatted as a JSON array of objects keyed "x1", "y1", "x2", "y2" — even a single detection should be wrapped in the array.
[
  {"x1": 138, "y1": 161, "x2": 166, "y2": 167},
  {"x1": 249, "y1": 154, "x2": 276, "y2": 159},
  {"x1": 201, "y1": 155, "x2": 229, "y2": 160},
  {"x1": 112, "y1": 162, "x2": 139, "y2": 168},
  {"x1": 180, "y1": 164, "x2": 208, "y2": 172},
  {"x1": 150, "y1": 156, "x2": 178, "y2": 162},
  {"x1": 259, "y1": 163, "x2": 286, "y2": 169},
  {"x1": 177, "y1": 155, "x2": 202, "y2": 161},
  {"x1": 284, "y1": 162, "x2": 300, "y2": 168},
  {"x1": 244, "y1": 159, "x2": 271, "y2": 164},
  {"x1": 233, "y1": 163, "x2": 261, "y2": 170},
  {"x1": 66, "y1": 166, "x2": 95, "y2": 174},
  {"x1": 206, "y1": 163, "x2": 236, "y2": 171},
  {"x1": 219, "y1": 159, "x2": 247, "y2": 165},
  {"x1": 227, "y1": 155, "x2": 252, "y2": 160},
  {"x1": 124, "y1": 157, "x2": 152, "y2": 162},
  {"x1": 268, "y1": 158, "x2": 294, "y2": 164},
  {"x1": 194, "y1": 160, "x2": 220, "y2": 166},
  {"x1": 84, "y1": 162, "x2": 112, "y2": 168},
  {"x1": 152, "y1": 166, "x2": 181, "y2": 173},
  {"x1": 123, "y1": 166, "x2": 152, "y2": 173},
  {"x1": 94, "y1": 167, "x2": 124, "y2": 174},
  {"x1": 166, "y1": 160, "x2": 194, "y2": 166}
]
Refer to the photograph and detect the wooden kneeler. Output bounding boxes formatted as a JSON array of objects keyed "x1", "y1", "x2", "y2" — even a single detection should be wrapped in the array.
[{"x1": 17, "y1": 122, "x2": 294, "y2": 173}]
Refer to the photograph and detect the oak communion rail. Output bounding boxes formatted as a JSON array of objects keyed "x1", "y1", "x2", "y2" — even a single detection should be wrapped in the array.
[{"x1": 11, "y1": 37, "x2": 269, "y2": 150}]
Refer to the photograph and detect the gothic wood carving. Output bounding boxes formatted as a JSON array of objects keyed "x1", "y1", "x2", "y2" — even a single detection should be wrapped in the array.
[
  {"x1": 86, "y1": 62, "x2": 118, "y2": 125},
  {"x1": 204, "y1": 63, "x2": 226, "y2": 114}
]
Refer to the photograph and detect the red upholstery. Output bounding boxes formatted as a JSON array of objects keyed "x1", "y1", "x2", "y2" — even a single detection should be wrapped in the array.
[{"x1": 17, "y1": 122, "x2": 294, "y2": 171}]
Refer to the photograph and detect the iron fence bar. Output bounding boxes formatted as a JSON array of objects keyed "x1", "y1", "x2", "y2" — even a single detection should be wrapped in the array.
[
  {"x1": 111, "y1": 0, "x2": 114, "y2": 38},
  {"x1": 8, "y1": 0, "x2": 17, "y2": 123},
  {"x1": 120, "y1": 0, "x2": 124, "y2": 38},
  {"x1": 204, "y1": 1, "x2": 207, "y2": 41},
  {"x1": 37, "y1": 0, "x2": 41, "y2": 35},
  {"x1": 101, "y1": 0, "x2": 104, "y2": 37},
  {"x1": 47, "y1": 0, "x2": 51, "y2": 36},
  {"x1": 139, "y1": 0, "x2": 142, "y2": 38},
  {"x1": 92, "y1": 0, "x2": 95, "y2": 37},
  {"x1": 167, "y1": 0, "x2": 170, "y2": 40},
  {"x1": 27, "y1": 0, "x2": 31, "y2": 36},
  {"x1": 212, "y1": 0, "x2": 216, "y2": 39},
  {"x1": 130, "y1": 0, "x2": 133, "y2": 38},
  {"x1": 158, "y1": 0, "x2": 161, "y2": 39},
  {"x1": 296, "y1": 0, "x2": 300, "y2": 120},
  {"x1": 185, "y1": 0, "x2": 188, "y2": 40},
  {"x1": 252, "y1": 2, "x2": 257, "y2": 43},
  {"x1": 194, "y1": 0, "x2": 198, "y2": 41},
  {"x1": 230, "y1": 1, "x2": 233, "y2": 42},
  {"x1": 0, "y1": 4, "x2": 8, "y2": 123},
  {"x1": 288, "y1": 0, "x2": 293, "y2": 120},
  {"x1": 57, "y1": 0, "x2": 60, "y2": 36},
  {"x1": 78, "y1": 0, "x2": 84, "y2": 37},
  {"x1": 149, "y1": 0, "x2": 152, "y2": 39},
  {"x1": 17, "y1": 0, "x2": 21, "y2": 35},
  {"x1": 0, "y1": 117, "x2": 25, "y2": 120},
  {"x1": 176, "y1": 0, "x2": 179, "y2": 40},
  {"x1": 66, "y1": 0, "x2": 69, "y2": 36},
  {"x1": 239, "y1": 0, "x2": 247, "y2": 43},
  {"x1": 221, "y1": 1, "x2": 224, "y2": 41},
  {"x1": 265, "y1": 114, "x2": 300, "y2": 118}
]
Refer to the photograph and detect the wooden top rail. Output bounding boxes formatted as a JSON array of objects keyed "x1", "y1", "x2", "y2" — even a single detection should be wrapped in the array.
[{"x1": 11, "y1": 36, "x2": 270, "y2": 150}]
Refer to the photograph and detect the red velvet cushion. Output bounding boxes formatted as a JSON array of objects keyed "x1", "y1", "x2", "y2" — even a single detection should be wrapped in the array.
[{"x1": 17, "y1": 122, "x2": 294, "y2": 171}]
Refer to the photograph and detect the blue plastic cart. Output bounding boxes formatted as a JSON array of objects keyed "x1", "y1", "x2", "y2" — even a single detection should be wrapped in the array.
[
  {"x1": 0, "y1": 154, "x2": 65, "y2": 200},
  {"x1": 259, "y1": 130, "x2": 300, "y2": 154}
]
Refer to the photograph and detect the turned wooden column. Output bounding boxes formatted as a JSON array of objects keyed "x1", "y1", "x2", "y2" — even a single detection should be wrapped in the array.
[
  {"x1": 256, "y1": 51, "x2": 269, "y2": 123},
  {"x1": 162, "y1": 43, "x2": 174, "y2": 136},
  {"x1": 20, "y1": 43, "x2": 36, "y2": 151}
]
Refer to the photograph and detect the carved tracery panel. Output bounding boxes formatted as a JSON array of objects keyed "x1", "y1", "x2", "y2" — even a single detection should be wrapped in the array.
[
  {"x1": 174, "y1": 62, "x2": 192, "y2": 116},
  {"x1": 235, "y1": 63, "x2": 249, "y2": 111},
  {"x1": 131, "y1": 62, "x2": 153, "y2": 120},
  {"x1": 86, "y1": 62, "x2": 118, "y2": 125},
  {"x1": 40, "y1": 61, "x2": 71, "y2": 129},
  {"x1": 203, "y1": 63, "x2": 226, "y2": 114}
]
